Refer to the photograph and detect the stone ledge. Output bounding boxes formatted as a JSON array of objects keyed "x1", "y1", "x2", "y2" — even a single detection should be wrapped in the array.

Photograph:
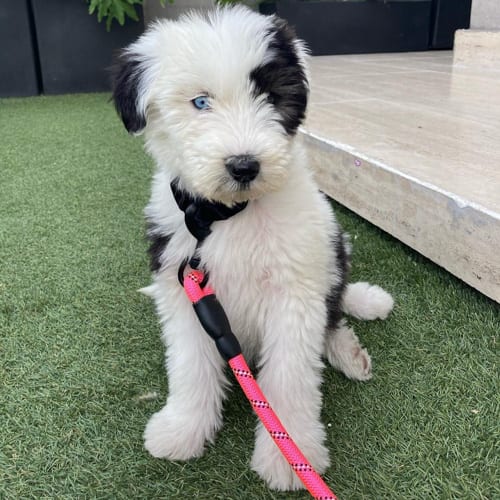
[
  {"x1": 454, "y1": 29, "x2": 500, "y2": 69},
  {"x1": 301, "y1": 131, "x2": 500, "y2": 303}
]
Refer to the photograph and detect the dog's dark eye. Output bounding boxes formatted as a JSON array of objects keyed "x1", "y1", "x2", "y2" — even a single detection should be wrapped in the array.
[{"x1": 192, "y1": 95, "x2": 211, "y2": 110}]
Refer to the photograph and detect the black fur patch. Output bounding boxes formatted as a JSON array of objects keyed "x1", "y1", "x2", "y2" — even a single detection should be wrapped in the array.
[
  {"x1": 250, "y1": 18, "x2": 308, "y2": 135},
  {"x1": 326, "y1": 231, "x2": 351, "y2": 330},
  {"x1": 111, "y1": 52, "x2": 146, "y2": 134},
  {"x1": 146, "y1": 223, "x2": 172, "y2": 272}
]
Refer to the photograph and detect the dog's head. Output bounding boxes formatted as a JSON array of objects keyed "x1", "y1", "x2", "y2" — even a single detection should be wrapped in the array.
[{"x1": 112, "y1": 6, "x2": 309, "y2": 205}]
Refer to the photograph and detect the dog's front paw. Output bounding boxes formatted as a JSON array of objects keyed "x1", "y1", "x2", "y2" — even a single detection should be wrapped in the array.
[
  {"x1": 251, "y1": 430, "x2": 330, "y2": 491},
  {"x1": 144, "y1": 406, "x2": 208, "y2": 460}
]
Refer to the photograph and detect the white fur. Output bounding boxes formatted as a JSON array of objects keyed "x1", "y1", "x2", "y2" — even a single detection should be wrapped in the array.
[
  {"x1": 118, "y1": 6, "x2": 394, "y2": 491},
  {"x1": 342, "y1": 282, "x2": 394, "y2": 320}
]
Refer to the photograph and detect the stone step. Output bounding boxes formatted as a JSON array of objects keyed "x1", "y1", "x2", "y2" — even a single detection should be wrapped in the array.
[
  {"x1": 454, "y1": 29, "x2": 500, "y2": 69},
  {"x1": 302, "y1": 52, "x2": 500, "y2": 303}
]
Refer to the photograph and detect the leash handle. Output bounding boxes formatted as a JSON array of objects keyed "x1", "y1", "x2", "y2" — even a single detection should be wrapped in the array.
[{"x1": 182, "y1": 270, "x2": 337, "y2": 500}]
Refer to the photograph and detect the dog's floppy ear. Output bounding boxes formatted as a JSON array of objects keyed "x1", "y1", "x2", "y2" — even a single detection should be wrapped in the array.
[
  {"x1": 112, "y1": 50, "x2": 149, "y2": 134},
  {"x1": 251, "y1": 16, "x2": 309, "y2": 135},
  {"x1": 112, "y1": 22, "x2": 165, "y2": 135}
]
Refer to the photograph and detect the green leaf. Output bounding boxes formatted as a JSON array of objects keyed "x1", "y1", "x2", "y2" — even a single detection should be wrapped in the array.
[
  {"x1": 122, "y1": 2, "x2": 139, "y2": 22},
  {"x1": 88, "y1": 0, "x2": 99, "y2": 15},
  {"x1": 113, "y1": 3, "x2": 126, "y2": 26},
  {"x1": 97, "y1": 4, "x2": 105, "y2": 23},
  {"x1": 87, "y1": 0, "x2": 142, "y2": 31}
]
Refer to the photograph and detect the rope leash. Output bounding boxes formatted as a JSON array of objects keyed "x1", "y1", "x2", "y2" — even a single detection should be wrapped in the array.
[{"x1": 182, "y1": 269, "x2": 337, "y2": 500}]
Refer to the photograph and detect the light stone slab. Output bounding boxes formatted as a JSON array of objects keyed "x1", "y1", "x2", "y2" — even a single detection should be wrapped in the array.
[
  {"x1": 470, "y1": 0, "x2": 500, "y2": 30},
  {"x1": 303, "y1": 52, "x2": 500, "y2": 303},
  {"x1": 454, "y1": 29, "x2": 500, "y2": 70}
]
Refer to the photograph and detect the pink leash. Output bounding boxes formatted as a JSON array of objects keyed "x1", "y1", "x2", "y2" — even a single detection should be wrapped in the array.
[{"x1": 183, "y1": 269, "x2": 337, "y2": 500}]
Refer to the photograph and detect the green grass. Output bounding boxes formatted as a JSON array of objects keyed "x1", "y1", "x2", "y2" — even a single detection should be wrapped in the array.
[{"x1": 1, "y1": 93, "x2": 498, "y2": 499}]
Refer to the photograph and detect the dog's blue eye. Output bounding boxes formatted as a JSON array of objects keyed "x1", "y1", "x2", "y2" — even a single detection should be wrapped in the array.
[{"x1": 192, "y1": 96, "x2": 210, "y2": 110}]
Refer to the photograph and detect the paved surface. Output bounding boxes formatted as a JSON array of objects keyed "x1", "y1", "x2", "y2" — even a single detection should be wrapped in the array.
[{"x1": 303, "y1": 51, "x2": 500, "y2": 302}]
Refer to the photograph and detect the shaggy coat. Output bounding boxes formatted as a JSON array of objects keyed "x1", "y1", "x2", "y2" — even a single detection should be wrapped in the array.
[{"x1": 112, "y1": 6, "x2": 393, "y2": 491}]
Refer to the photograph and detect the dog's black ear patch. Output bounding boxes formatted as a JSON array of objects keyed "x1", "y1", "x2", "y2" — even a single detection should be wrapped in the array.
[
  {"x1": 250, "y1": 18, "x2": 308, "y2": 135},
  {"x1": 112, "y1": 52, "x2": 147, "y2": 134}
]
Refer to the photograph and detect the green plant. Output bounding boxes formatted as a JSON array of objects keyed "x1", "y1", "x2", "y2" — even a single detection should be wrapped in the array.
[{"x1": 87, "y1": 0, "x2": 168, "y2": 31}]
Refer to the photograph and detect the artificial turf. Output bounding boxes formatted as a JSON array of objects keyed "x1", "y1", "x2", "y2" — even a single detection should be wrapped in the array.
[{"x1": 0, "y1": 93, "x2": 498, "y2": 499}]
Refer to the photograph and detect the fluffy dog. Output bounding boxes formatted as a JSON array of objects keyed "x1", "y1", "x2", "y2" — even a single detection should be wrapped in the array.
[{"x1": 112, "y1": 6, "x2": 393, "y2": 491}]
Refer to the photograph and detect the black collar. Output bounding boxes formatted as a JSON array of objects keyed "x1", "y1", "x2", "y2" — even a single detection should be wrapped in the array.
[{"x1": 170, "y1": 179, "x2": 248, "y2": 244}]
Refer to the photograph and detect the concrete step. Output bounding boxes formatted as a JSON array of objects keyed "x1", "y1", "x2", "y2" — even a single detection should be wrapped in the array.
[
  {"x1": 302, "y1": 52, "x2": 500, "y2": 303},
  {"x1": 454, "y1": 29, "x2": 500, "y2": 69}
]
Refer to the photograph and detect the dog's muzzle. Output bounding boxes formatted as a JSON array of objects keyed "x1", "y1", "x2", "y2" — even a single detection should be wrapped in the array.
[{"x1": 225, "y1": 155, "x2": 260, "y2": 184}]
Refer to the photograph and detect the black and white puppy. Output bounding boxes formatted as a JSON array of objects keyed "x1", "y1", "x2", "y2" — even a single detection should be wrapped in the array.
[{"x1": 112, "y1": 6, "x2": 393, "y2": 491}]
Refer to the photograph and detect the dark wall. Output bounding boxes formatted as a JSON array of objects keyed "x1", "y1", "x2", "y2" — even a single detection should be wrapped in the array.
[{"x1": 0, "y1": 0, "x2": 40, "y2": 97}]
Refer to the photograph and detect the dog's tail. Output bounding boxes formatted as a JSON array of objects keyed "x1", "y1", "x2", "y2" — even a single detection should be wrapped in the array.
[
  {"x1": 138, "y1": 284, "x2": 156, "y2": 297},
  {"x1": 341, "y1": 282, "x2": 394, "y2": 320}
]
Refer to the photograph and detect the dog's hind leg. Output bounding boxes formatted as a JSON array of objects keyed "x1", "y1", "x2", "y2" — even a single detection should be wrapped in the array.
[
  {"x1": 324, "y1": 319, "x2": 373, "y2": 382},
  {"x1": 341, "y1": 282, "x2": 394, "y2": 320},
  {"x1": 325, "y1": 283, "x2": 392, "y2": 381}
]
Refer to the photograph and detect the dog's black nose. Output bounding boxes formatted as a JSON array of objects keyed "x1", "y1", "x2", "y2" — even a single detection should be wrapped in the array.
[{"x1": 225, "y1": 155, "x2": 260, "y2": 183}]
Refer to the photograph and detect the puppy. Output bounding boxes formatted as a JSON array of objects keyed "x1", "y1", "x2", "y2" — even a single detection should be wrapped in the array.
[{"x1": 112, "y1": 6, "x2": 393, "y2": 491}]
